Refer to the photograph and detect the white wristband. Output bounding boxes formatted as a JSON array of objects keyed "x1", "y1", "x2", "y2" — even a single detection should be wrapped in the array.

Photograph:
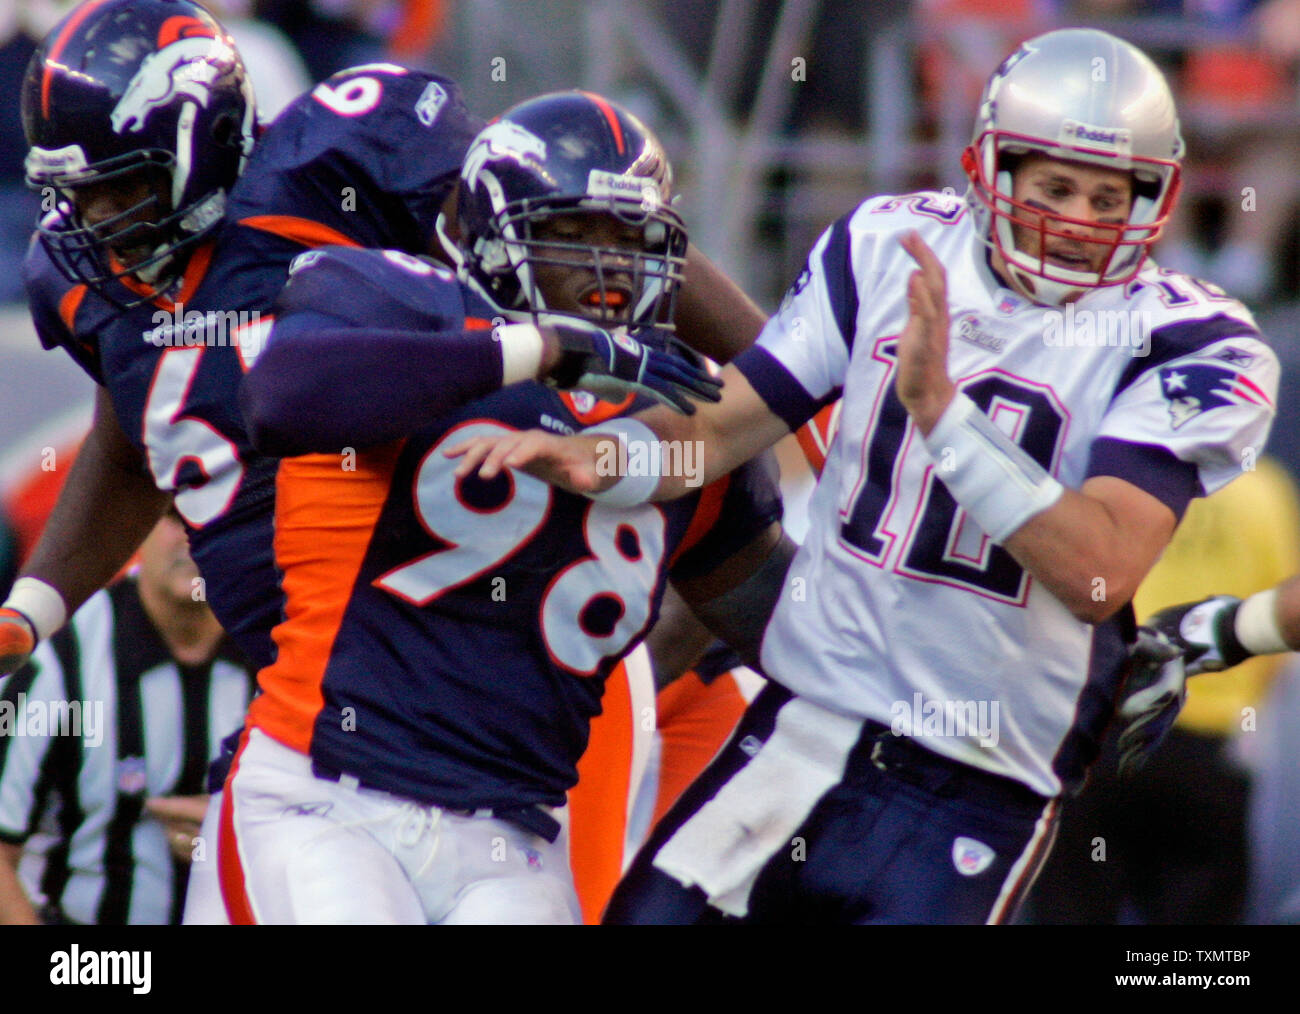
[
  {"x1": 1235, "y1": 588, "x2": 1290, "y2": 655},
  {"x1": 922, "y1": 393, "x2": 1064, "y2": 544},
  {"x1": 582, "y1": 419, "x2": 662, "y2": 507},
  {"x1": 496, "y1": 323, "x2": 544, "y2": 386},
  {"x1": 4, "y1": 577, "x2": 68, "y2": 642}
]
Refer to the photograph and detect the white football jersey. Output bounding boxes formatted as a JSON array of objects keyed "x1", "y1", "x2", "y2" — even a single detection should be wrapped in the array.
[{"x1": 734, "y1": 192, "x2": 1279, "y2": 797}]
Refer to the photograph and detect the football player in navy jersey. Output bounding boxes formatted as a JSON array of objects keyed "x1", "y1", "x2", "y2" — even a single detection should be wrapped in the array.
[
  {"x1": 216, "y1": 92, "x2": 792, "y2": 924},
  {"x1": 451, "y1": 29, "x2": 1280, "y2": 923},
  {"x1": 0, "y1": 0, "x2": 765, "y2": 683},
  {"x1": 0, "y1": 0, "x2": 768, "y2": 925}
]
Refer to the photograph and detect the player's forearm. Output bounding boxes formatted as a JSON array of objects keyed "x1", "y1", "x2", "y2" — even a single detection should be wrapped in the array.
[
  {"x1": 241, "y1": 322, "x2": 507, "y2": 454},
  {"x1": 915, "y1": 390, "x2": 1173, "y2": 625},
  {"x1": 1218, "y1": 574, "x2": 1300, "y2": 659},
  {"x1": 1003, "y1": 481, "x2": 1175, "y2": 625},
  {"x1": 673, "y1": 244, "x2": 768, "y2": 364},
  {"x1": 0, "y1": 844, "x2": 39, "y2": 925},
  {"x1": 644, "y1": 585, "x2": 717, "y2": 689},
  {"x1": 607, "y1": 366, "x2": 788, "y2": 502},
  {"x1": 674, "y1": 524, "x2": 795, "y2": 670},
  {"x1": 20, "y1": 390, "x2": 169, "y2": 619}
]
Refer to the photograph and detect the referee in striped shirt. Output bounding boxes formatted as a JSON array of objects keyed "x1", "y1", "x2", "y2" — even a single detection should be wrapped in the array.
[{"x1": 0, "y1": 508, "x2": 256, "y2": 924}]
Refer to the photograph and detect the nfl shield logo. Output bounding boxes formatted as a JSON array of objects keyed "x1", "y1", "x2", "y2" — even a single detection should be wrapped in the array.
[
  {"x1": 612, "y1": 331, "x2": 642, "y2": 355},
  {"x1": 952, "y1": 836, "x2": 996, "y2": 876},
  {"x1": 568, "y1": 391, "x2": 597, "y2": 415},
  {"x1": 117, "y1": 756, "x2": 148, "y2": 796}
]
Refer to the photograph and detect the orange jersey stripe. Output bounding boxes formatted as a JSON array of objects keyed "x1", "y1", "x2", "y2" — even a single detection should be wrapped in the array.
[
  {"x1": 569, "y1": 660, "x2": 636, "y2": 924},
  {"x1": 795, "y1": 425, "x2": 827, "y2": 477},
  {"x1": 248, "y1": 444, "x2": 404, "y2": 752},
  {"x1": 218, "y1": 729, "x2": 257, "y2": 925},
  {"x1": 238, "y1": 215, "x2": 362, "y2": 250},
  {"x1": 58, "y1": 284, "x2": 87, "y2": 334},
  {"x1": 111, "y1": 241, "x2": 215, "y2": 311},
  {"x1": 652, "y1": 671, "x2": 749, "y2": 825},
  {"x1": 557, "y1": 391, "x2": 635, "y2": 425},
  {"x1": 669, "y1": 474, "x2": 730, "y2": 567},
  {"x1": 795, "y1": 401, "x2": 841, "y2": 477}
]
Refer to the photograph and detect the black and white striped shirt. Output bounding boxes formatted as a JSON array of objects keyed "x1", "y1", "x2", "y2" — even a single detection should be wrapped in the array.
[{"x1": 0, "y1": 576, "x2": 256, "y2": 924}]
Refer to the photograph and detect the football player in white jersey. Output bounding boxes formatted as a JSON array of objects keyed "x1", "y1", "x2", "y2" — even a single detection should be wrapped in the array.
[{"x1": 449, "y1": 28, "x2": 1279, "y2": 923}]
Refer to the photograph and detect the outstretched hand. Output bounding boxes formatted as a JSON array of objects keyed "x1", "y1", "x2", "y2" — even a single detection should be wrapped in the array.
[
  {"x1": 896, "y1": 231, "x2": 956, "y2": 435},
  {"x1": 445, "y1": 429, "x2": 612, "y2": 497}
]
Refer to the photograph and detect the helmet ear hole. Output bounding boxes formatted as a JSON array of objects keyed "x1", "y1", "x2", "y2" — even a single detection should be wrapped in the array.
[
  {"x1": 1133, "y1": 175, "x2": 1161, "y2": 201},
  {"x1": 210, "y1": 109, "x2": 242, "y2": 151},
  {"x1": 996, "y1": 151, "x2": 1024, "y2": 180}
]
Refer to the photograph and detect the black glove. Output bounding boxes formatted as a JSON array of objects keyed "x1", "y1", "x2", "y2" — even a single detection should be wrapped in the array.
[
  {"x1": 543, "y1": 318, "x2": 722, "y2": 415},
  {"x1": 1144, "y1": 596, "x2": 1251, "y2": 677},
  {"x1": 1116, "y1": 625, "x2": 1188, "y2": 778}
]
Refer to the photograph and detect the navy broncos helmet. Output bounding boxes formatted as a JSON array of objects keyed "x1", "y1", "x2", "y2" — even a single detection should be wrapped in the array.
[
  {"x1": 445, "y1": 91, "x2": 688, "y2": 330},
  {"x1": 21, "y1": 0, "x2": 256, "y2": 305}
]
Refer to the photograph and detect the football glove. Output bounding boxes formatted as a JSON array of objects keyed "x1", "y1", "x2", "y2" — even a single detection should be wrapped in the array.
[
  {"x1": 0, "y1": 607, "x2": 37, "y2": 677},
  {"x1": 1143, "y1": 595, "x2": 1251, "y2": 677},
  {"x1": 1116, "y1": 625, "x2": 1187, "y2": 778},
  {"x1": 543, "y1": 319, "x2": 723, "y2": 415}
]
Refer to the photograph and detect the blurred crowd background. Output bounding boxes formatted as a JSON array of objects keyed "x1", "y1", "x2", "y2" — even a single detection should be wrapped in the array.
[
  {"x1": 2, "y1": 0, "x2": 1300, "y2": 924},
  {"x1": 9, "y1": 1, "x2": 1300, "y2": 451}
]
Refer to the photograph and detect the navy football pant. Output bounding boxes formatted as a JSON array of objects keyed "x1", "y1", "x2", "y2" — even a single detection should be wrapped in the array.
[{"x1": 605, "y1": 683, "x2": 1059, "y2": 924}]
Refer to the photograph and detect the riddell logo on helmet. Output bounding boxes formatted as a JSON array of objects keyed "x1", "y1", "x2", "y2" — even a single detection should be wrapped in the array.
[
  {"x1": 1060, "y1": 119, "x2": 1132, "y2": 155},
  {"x1": 25, "y1": 144, "x2": 92, "y2": 182},
  {"x1": 587, "y1": 169, "x2": 659, "y2": 208}
]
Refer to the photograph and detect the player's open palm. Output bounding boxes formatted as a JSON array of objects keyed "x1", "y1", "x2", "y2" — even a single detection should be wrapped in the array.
[
  {"x1": 447, "y1": 430, "x2": 608, "y2": 496},
  {"x1": 896, "y1": 231, "x2": 956, "y2": 434}
]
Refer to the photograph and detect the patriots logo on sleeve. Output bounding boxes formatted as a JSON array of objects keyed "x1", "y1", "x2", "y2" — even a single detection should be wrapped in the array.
[{"x1": 1159, "y1": 362, "x2": 1273, "y2": 430}]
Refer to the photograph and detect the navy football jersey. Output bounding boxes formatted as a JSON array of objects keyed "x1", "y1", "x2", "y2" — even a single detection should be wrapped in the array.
[
  {"x1": 245, "y1": 247, "x2": 784, "y2": 810},
  {"x1": 23, "y1": 67, "x2": 482, "y2": 669}
]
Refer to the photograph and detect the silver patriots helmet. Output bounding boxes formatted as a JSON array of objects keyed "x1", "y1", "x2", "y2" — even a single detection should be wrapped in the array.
[{"x1": 962, "y1": 28, "x2": 1184, "y2": 306}]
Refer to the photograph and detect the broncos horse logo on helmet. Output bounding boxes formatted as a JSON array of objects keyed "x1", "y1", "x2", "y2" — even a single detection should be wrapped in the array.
[
  {"x1": 440, "y1": 91, "x2": 689, "y2": 332},
  {"x1": 21, "y1": 0, "x2": 256, "y2": 307},
  {"x1": 112, "y1": 32, "x2": 230, "y2": 134}
]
